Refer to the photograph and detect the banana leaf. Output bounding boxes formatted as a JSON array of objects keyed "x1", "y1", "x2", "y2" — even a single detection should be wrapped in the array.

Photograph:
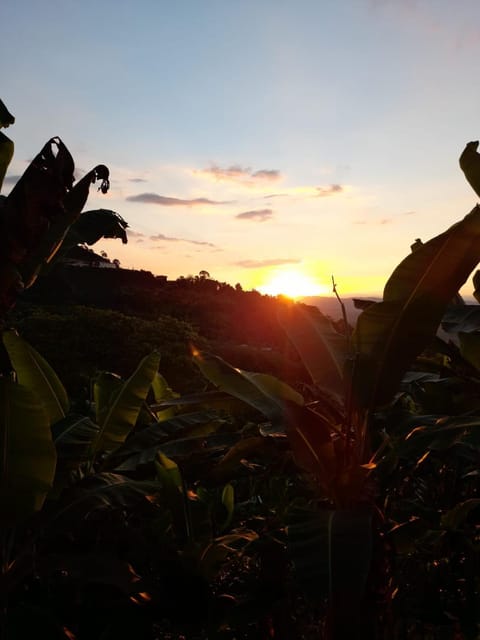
[
  {"x1": 105, "y1": 410, "x2": 224, "y2": 470},
  {"x1": 67, "y1": 208, "x2": 128, "y2": 245},
  {"x1": 286, "y1": 504, "x2": 372, "y2": 631},
  {"x1": 2, "y1": 329, "x2": 69, "y2": 423},
  {"x1": 93, "y1": 351, "x2": 160, "y2": 453},
  {"x1": 440, "y1": 498, "x2": 480, "y2": 530},
  {"x1": 459, "y1": 140, "x2": 480, "y2": 198},
  {"x1": 93, "y1": 371, "x2": 123, "y2": 426},
  {"x1": 0, "y1": 131, "x2": 14, "y2": 192},
  {"x1": 20, "y1": 161, "x2": 111, "y2": 288},
  {"x1": 459, "y1": 332, "x2": 480, "y2": 371},
  {"x1": 51, "y1": 414, "x2": 100, "y2": 489},
  {"x1": 113, "y1": 432, "x2": 242, "y2": 472},
  {"x1": 353, "y1": 205, "x2": 480, "y2": 410},
  {"x1": 193, "y1": 350, "x2": 290, "y2": 422},
  {"x1": 0, "y1": 379, "x2": 56, "y2": 524},
  {"x1": 277, "y1": 303, "x2": 348, "y2": 398},
  {"x1": 50, "y1": 472, "x2": 159, "y2": 523},
  {"x1": 0, "y1": 98, "x2": 15, "y2": 128}
]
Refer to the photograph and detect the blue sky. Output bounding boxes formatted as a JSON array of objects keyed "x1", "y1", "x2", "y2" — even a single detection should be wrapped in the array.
[{"x1": 4, "y1": 0, "x2": 480, "y2": 295}]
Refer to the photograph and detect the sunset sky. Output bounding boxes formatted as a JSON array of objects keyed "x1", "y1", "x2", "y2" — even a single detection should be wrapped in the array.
[{"x1": 4, "y1": 0, "x2": 480, "y2": 296}]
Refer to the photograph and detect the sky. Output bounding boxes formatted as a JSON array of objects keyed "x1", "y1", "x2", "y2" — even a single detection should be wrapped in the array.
[{"x1": 3, "y1": 0, "x2": 480, "y2": 297}]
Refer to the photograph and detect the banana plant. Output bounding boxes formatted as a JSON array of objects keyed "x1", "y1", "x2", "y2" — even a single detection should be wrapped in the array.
[{"x1": 191, "y1": 153, "x2": 480, "y2": 636}]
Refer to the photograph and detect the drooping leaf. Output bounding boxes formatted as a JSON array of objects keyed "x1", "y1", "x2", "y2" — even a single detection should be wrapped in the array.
[
  {"x1": 0, "y1": 98, "x2": 15, "y2": 128},
  {"x1": 459, "y1": 140, "x2": 480, "y2": 198},
  {"x1": 67, "y1": 208, "x2": 128, "y2": 245},
  {"x1": 94, "y1": 351, "x2": 161, "y2": 453},
  {"x1": 0, "y1": 379, "x2": 56, "y2": 524},
  {"x1": 3, "y1": 329, "x2": 69, "y2": 423},
  {"x1": 277, "y1": 303, "x2": 348, "y2": 398},
  {"x1": 353, "y1": 205, "x2": 480, "y2": 410},
  {"x1": 19, "y1": 156, "x2": 110, "y2": 288},
  {"x1": 192, "y1": 350, "x2": 284, "y2": 422},
  {"x1": 0, "y1": 137, "x2": 75, "y2": 310},
  {"x1": 0, "y1": 131, "x2": 14, "y2": 192}
]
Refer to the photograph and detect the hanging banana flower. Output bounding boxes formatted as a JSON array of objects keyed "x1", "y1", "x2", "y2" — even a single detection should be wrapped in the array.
[
  {"x1": 459, "y1": 140, "x2": 480, "y2": 198},
  {"x1": 0, "y1": 136, "x2": 110, "y2": 314}
]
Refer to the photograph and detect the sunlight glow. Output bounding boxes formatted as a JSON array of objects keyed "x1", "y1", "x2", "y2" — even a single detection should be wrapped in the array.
[{"x1": 258, "y1": 269, "x2": 330, "y2": 299}]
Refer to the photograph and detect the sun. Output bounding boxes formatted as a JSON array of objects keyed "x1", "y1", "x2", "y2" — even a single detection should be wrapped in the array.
[{"x1": 258, "y1": 269, "x2": 330, "y2": 299}]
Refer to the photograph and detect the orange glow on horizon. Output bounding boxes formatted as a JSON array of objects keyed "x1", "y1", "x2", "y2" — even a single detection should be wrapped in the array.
[{"x1": 257, "y1": 268, "x2": 330, "y2": 299}]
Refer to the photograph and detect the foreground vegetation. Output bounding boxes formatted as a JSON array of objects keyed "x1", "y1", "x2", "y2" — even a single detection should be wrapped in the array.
[{"x1": 0, "y1": 99, "x2": 479, "y2": 638}]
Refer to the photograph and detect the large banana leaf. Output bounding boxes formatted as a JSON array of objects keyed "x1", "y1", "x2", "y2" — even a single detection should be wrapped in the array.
[
  {"x1": 93, "y1": 371, "x2": 123, "y2": 427},
  {"x1": 51, "y1": 414, "x2": 100, "y2": 491},
  {"x1": 93, "y1": 351, "x2": 161, "y2": 453},
  {"x1": 106, "y1": 410, "x2": 224, "y2": 470},
  {"x1": 353, "y1": 205, "x2": 480, "y2": 410},
  {"x1": 67, "y1": 208, "x2": 128, "y2": 245},
  {"x1": 0, "y1": 98, "x2": 14, "y2": 192},
  {"x1": 0, "y1": 379, "x2": 56, "y2": 524},
  {"x1": 277, "y1": 304, "x2": 348, "y2": 398},
  {"x1": 193, "y1": 349, "x2": 333, "y2": 483},
  {"x1": 0, "y1": 131, "x2": 14, "y2": 192},
  {"x1": 287, "y1": 505, "x2": 372, "y2": 633},
  {"x1": 50, "y1": 472, "x2": 159, "y2": 524},
  {"x1": 193, "y1": 350, "x2": 292, "y2": 422},
  {"x1": 2, "y1": 329, "x2": 69, "y2": 423}
]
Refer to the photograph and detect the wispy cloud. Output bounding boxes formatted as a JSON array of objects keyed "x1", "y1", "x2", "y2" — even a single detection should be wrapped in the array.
[
  {"x1": 129, "y1": 177, "x2": 148, "y2": 183},
  {"x1": 127, "y1": 192, "x2": 229, "y2": 206},
  {"x1": 235, "y1": 258, "x2": 300, "y2": 268},
  {"x1": 353, "y1": 217, "x2": 392, "y2": 225},
  {"x1": 150, "y1": 232, "x2": 217, "y2": 248},
  {"x1": 127, "y1": 229, "x2": 146, "y2": 238},
  {"x1": 316, "y1": 184, "x2": 343, "y2": 197},
  {"x1": 195, "y1": 164, "x2": 282, "y2": 185},
  {"x1": 235, "y1": 208, "x2": 273, "y2": 222}
]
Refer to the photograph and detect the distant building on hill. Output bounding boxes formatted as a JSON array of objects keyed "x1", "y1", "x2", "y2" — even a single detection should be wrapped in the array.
[{"x1": 62, "y1": 245, "x2": 116, "y2": 269}]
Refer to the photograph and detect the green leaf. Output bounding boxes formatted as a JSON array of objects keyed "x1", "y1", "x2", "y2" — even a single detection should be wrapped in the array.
[
  {"x1": 0, "y1": 379, "x2": 56, "y2": 524},
  {"x1": 277, "y1": 303, "x2": 347, "y2": 398},
  {"x1": 220, "y1": 483, "x2": 235, "y2": 531},
  {"x1": 94, "y1": 351, "x2": 160, "y2": 453},
  {"x1": 3, "y1": 329, "x2": 69, "y2": 423},
  {"x1": 93, "y1": 371, "x2": 123, "y2": 426},
  {"x1": 192, "y1": 350, "x2": 285, "y2": 421},
  {"x1": 353, "y1": 205, "x2": 480, "y2": 410},
  {"x1": 459, "y1": 331, "x2": 480, "y2": 371},
  {"x1": 51, "y1": 414, "x2": 100, "y2": 491},
  {"x1": 155, "y1": 451, "x2": 183, "y2": 490}
]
